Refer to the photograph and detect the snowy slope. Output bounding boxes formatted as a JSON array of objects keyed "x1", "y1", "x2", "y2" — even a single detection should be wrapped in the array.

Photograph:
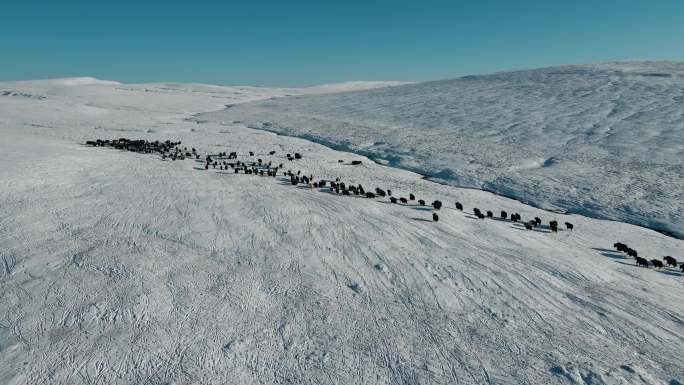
[
  {"x1": 201, "y1": 62, "x2": 684, "y2": 239},
  {"x1": 0, "y1": 77, "x2": 683, "y2": 385}
]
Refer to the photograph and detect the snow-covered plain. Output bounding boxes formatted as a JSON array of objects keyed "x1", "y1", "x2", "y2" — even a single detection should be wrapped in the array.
[
  {"x1": 201, "y1": 62, "x2": 684, "y2": 239},
  {"x1": 1, "y1": 76, "x2": 683, "y2": 385}
]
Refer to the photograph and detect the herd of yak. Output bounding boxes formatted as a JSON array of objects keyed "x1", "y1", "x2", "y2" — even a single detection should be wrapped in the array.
[{"x1": 85, "y1": 137, "x2": 681, "y2": 273}]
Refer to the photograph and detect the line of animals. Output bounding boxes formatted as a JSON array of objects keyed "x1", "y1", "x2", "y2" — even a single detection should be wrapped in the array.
[
  {"x1": 86, "y1": 137, "x2": 681, "y2": 276},
  {"x1": 85, "y1": 137, "x2": 575, "y2": 230},
  {"x1": 90, "y1": 138, "x2": 575, "y2": 232},
  {"x1": 613, "y1": 242, "x2": 682, "y2": 271}
]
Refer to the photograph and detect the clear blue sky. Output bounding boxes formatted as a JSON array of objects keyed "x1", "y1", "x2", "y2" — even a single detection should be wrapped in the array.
[{"x1": 2, "y1": 0, "x2": 683, "y2": 86}]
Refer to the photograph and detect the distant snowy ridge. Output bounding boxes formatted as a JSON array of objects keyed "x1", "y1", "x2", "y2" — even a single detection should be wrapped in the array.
[{"x1": 201, "y1": 61, "x2": 684, "y2": 239}]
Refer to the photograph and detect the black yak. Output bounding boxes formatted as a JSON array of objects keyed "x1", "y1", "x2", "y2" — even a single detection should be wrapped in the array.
[
  {"x1": 501, "y1": 211, "x2": 508, "y2": 220},
  {"x1": 375, "y1": 188, "x2": 386, "y2": 197},
  {"x1": 486, "y1": 211, "x2": 493, "y2": 218},
  {"x1": 433, "y1": 213, "x2": 439, "y2": 222},
  {"x1": 366, "y1": 192, "x2": 376, "y2": 198},
  {"x1": 390, "y1": 197, "x2": 397, "y2": 204},
  {"x1": 549, "y1": 221, "x2": 558, "y2": 233},
  {"x1": 565, "y1": 222, "x2": 574, "y2": 231},
  {"x1": 473, "y1": 208, "x2": 481, "y2": 216},
  {"x1": 650, "y1": 259, "x2": 664, "y2": 268},
  {"x1": 525, "y1": 222, "x2": 533, "y2": 230},
  {"x1": 418, "y1": 199, "x2": 425, "y2": 206},
  {"x1": 399, "y1": 197, "x2": 408, "y2": 204},
  {"x1": 249, "y1": 151, "x2": 254, "y2": 156},
  {"x1": 409, "y1": 193, "x2": 415, "y2": 201},
  {"x1": 269, "y1": 150, "x2": 276, "y2": 155},
  {"x1": 636, "y1": 257, "x2": 648, "y2": 267},
  {"x1": 627, "y1": 248, "x2": 638, "y2": 258},
  {"x1": 295, "y1": 153, "x2": 302, "y2": 159},
  {"x1": 432, "y1": 200, "x2": 442, "y2": 210},
  {"x1": 534, "y1": 217, "x2": 541, "y2": 225},
  {"x1": 455, "y1": 202, "x2": 463, "y2": 211},
  {"x1": 614, "y1": 242, "x2": 628, "y2": 252},
  {"x1": 351, "y1": 160, "x2": 362, "y2": 165},
  {"x1": 477, "y1": 213, "x2": 485, "y2": 219},
  {"x1": 663, "y1": 256, "x2": 677, "y2": 267}
]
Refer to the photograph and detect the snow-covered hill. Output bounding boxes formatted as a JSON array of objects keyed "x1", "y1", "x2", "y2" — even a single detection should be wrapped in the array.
[
  {"x1": 201, "y1": 62, "x2": 684, "y2": 239},
  {"x1": 1, "y1": 76, "x2": 683, "y2": 385}
]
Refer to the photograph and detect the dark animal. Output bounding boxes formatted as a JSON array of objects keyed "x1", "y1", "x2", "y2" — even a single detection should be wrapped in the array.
[
  {"x1": 432, "y1": 200, "x2": 442, "y2": 210},
  {"x1": 390, "y1": 197, "x2": 397, "y2": 204},
  {"x1": 338, "y1": 160, "x2": 344, "y2": 163},
  {"x1": 432, "y1": 213, "x2": 439, "y2": 222},
  {"x1": 387, "y1": 190, "x2": 392, "y2": 196},
  {"x1": 351, "y1": 160, "x2": 362, "y2": 165},
  {"x1": 366, "y1": 192, "x2": 376, "y2": 198},
  {"x1": 663, "y1": 256, "x2": 677, "y2": 267},
  {"x1": 486, "y1": 211, "x2": 493, "y2": 218},
  {"x1": 636, "y1": 257, "x2": 649, "y2": 267},
  {"x1": 455, "y1": 202, "x2": 463, "y2": 211},
  {"x1": 614, "y1": 242, "x2": 627, "y2": 252},
  {"x1": 269, "y1": 151, "x2": 276, "y2": 155},
  {"x1": 565, "y1": 222, "x2": 574, "y2": 231},
  {"x1": 477, "y1": 213, "x2": 485, "y2": 219},
  {"x1": 294, "y1": 153, "x2": 302, "y2": 159},
  {"x1": 525, "y1": 222, "x2": 533, "y2": 230},
  {"x1": 418, "y1": 199, "x2": 425, "y2": 206},
  {"x1": 473, "y1": 208, "x2": 481, "y2": 216},
  {"x1": 399, "y1": 197, "x2": 408, "y2": 204},
  {"x1": 650, "y1": 259, "x2": 664, "y2": 268},
  {"x1": 409, "y1": 193, "x2": 415, "y2": 201},
  {"x1": 626, "y1": 248, "x2": 638, "y2": 258},
  {"x1": 375, "y1": 188, "x2": 386, "y2": 197},
  {"x1": 500, "y1": 211, "x2": 507, "y2": 219},
  {"x1": 549, "y1": 220, "x2": 558, "y2": 232},
  {"x1": 249, "y1": 151, "x2": 254, "y2": 156},
  {"x1": 534, "y1": 217, "x2": 541, "y2": 225}
]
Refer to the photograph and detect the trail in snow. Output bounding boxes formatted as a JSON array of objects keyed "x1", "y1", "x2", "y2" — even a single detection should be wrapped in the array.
[{"x1": 0, "y1": 77, "x2": 682, "y2": 385}]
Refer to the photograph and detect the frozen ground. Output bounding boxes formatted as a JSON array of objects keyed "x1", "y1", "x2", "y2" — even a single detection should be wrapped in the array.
[
  {"x1": 201, "y1": 62, "x2": 684, "y2": 239},
  {"x1": 0, "y1": 76, "x2": 683, "y2": 385}
]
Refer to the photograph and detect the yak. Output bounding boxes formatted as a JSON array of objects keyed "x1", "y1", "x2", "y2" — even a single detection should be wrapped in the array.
[
  {"x1": 432, "y1": 200, "x2": 442, "y2": 210},
  {"x1": 500, "y1": 211, "x2": 508, "y2": 219},
  {"x1": 663, "y1": 256, "x2": 677, "y2": 267},
  {"x1": 433, "y1": 213, "x2": 439, "y2": 222},
  {"x1": 650, "y1": 259, "x2": 664, "y2": 268},
  {"x1": 455, "y1": 202, "x2": 463, "y2": 211},
  {"x1": 565, "y1": 222, "x2": 574, "y2": 231}
]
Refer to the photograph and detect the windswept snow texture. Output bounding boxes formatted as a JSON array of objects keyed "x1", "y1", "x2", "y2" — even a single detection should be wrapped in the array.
[
  {"x1": 1, "y1": 76, "x2": 684, "y2": 385},
  {"x1": 202, "y1": 62, "x2": 684, "y2": 238}
]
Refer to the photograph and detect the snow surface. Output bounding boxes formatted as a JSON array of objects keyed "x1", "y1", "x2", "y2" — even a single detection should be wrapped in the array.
[
  {"x1": 1, "y1": 76, "x2": 683, "y2": 385},
  {"x1": 201, "y1": 62, "x2": 684, "y2": 239}
]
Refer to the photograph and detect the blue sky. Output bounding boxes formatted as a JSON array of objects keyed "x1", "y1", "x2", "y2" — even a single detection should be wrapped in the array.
[{"x1": 2, "y1": 0, "x2": 683, "y2": 86}]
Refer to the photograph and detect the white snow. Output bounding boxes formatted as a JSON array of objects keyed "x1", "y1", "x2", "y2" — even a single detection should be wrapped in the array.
[
  {"x1": 201, "y1": 61, "x2": 684, "y2": 239},
  {"x1": 0, "y1": 75, "x2": 683, "y2": 385}
]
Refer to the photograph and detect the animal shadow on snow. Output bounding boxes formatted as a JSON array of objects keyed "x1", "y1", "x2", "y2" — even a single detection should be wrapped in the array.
[
  {"x1": 591, "y1": 248, "x2": 628, "y2": 260},
  {"x1": 411, "y1": 217, "x2": 433, "y2": 222},
  {"x1": 510, "y1": 223, "x2": 552, "y2": 233},
  {"x1": 612, "y1": 259, "x2": 683, "y2": 276}
]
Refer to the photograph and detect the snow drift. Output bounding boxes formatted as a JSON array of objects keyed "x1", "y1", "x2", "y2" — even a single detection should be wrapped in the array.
[{"x1": 201, "y1": 61, "x2": 684, "y2": 238}]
